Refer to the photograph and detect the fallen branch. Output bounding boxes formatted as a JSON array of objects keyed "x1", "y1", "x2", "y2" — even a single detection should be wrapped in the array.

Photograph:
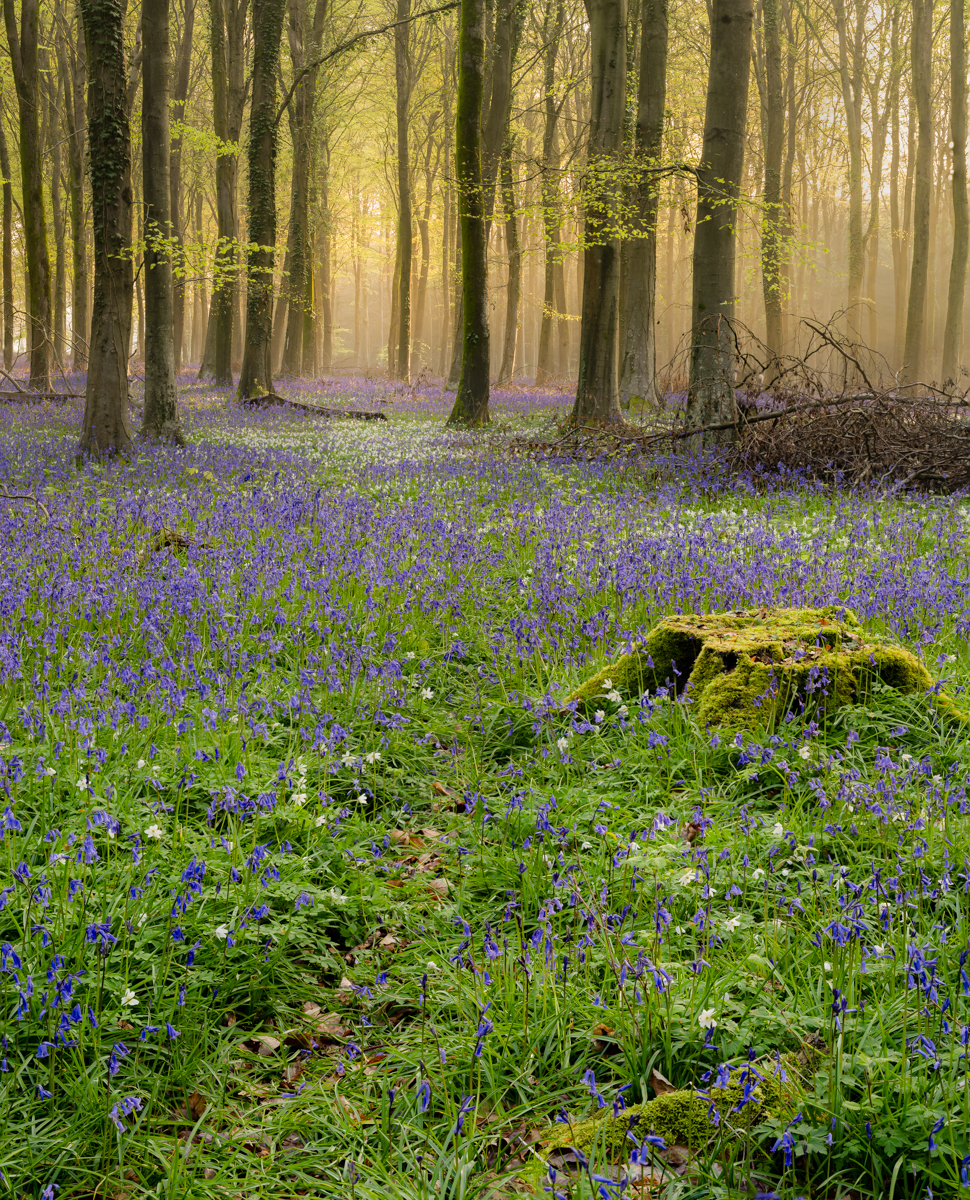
[
  {"x1": 246, "y1": 393, "x2": 388, "y2": 421},
  {"x1": 0, "y1": 487, "x2": 51, "y2": 522},
  {"x1": 0, "y1": 390, "x2": 80, "y2": 404}
]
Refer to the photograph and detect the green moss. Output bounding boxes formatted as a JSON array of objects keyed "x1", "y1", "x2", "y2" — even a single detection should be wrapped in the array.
[
  {"x1": 564, "y1": 606, "x2": 963, "y2": 730},
  {"x1": 543, "y1": 1051, "x2": 812, "y2": 1160}
]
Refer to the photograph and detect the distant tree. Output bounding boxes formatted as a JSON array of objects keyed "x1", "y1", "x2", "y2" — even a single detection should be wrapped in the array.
[
  {"x1": 942, "y1": 0, "x2": 967, "y2": 382},
  {"x1": 901, "y1": 0, "x2": 932, "y2": 384},
  {"x1": 684, "y1": 0, "x2": 754, "y2": 445},
  {"x1": 2, "y1": 0, "x2": 53, "y2": 390},
  {"x1": 78, "y1": 0, "x2": 134, "y2": 456},
  {"x1": 0, "y1": 83, "x2": 13, "y2": 371}
]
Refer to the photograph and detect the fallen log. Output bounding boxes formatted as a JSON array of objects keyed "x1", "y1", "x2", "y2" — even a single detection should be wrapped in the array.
[
  {"x1": 0, "y1": 391, "x2": 80, "y2": 404},
  {"x1": 243, "y1": 392, "x2": 388, "y2": 421}
]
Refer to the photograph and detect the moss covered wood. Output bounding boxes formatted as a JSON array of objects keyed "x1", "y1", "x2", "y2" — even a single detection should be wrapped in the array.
[{"x1": 565, "y1": 606, "x2": 949, "y2": 730}]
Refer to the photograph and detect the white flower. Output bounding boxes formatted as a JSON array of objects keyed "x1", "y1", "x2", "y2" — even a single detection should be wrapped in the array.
[
  {"x1": 581, "y1": 841, "x2": 592, "y2": 850},
  {"x1": 933, "y1": 774, "x2": 943, "y2": 785},
  {"x1": 606, "y1": 689, "x2": 622, "y2": 703},
  {"x1": 341, "y1": 752, "x2": 357, "y2": 768},
  {"x1": 723, "y1": 916, "x2": 741, "y2": 933},
  {"x1": 223, "y1": 840, "x2": 234, "y2": 851},
  {"x1": 594, "y1": 710, "x2": 605, "y2": 724},
  {"x1": 698, "y1": 1008, "x2": 717, "y2": 1030},
  {"x1": 601, "y1": 678, "x2": 614, "y2": 691},
  {"x1": 405, "y1": 651, "x2": 416, "y2": 660},
  {"x1": 426, "y1": 960, "x2": 439, "y2": 970},
  {"x1": 797, "y1": 746, "x2": 811, "y2": 760},
  {"x1": 873, "y1": 944, "x2": 885, "y2": 956},
  {"x1": 364, "y1": 751, "x2": 382, "y2": 764},
  {"x1": 215, "y1": 925, "x2": 229, "y2": 940},
  {"x1": 420, "y1": 688, "x2": 434, "y2": 700},
  {"x1": 291, "y1": 792, "x2": 307, "y2": 807},
  {"x1": 901, "y1": 753, "x2": 912, "y2": 764},
  {"x1": 75, "y1": 779, "x2": 87, "y2": 791},
  {"x1": 121, "y1": 988, "x2": 138, "y2": 1007},
  {"x1": 44, "y1": 767, "x2": 56, "y2": 778},
  {"x1": 617, "y1": 705, "x2": 628, "y2": 718},
  {"x1": 137, "y1": 914, "x2": 148, "y2": 927},
  {"x1": 824, "y1": 961, "x2": 832, "y2": 972},
  {"x1": 556, "y1": 736, "x2": 570, "y2": 753},
  {"x1": 674, "y1": 925, "x2": 685, "y2": 935},
  {"x1": 356, "y1": 793, "x2": 368, "y2": 804},
  {"x1": 314, "y1": 814, "x2": 327, "y2": 826},
  {"x1": 751, "y1": 867, "x2": 765, "y2": 880},
  {"x1": 137, "y1": 759, "x2": 147, "y2": 769},
  {"x1": 772, "y1": 822, "x2": 784, "y2": 838},
  {"x1": 678, "y1": 870, "x2": 695, "y2": 886},
  {"x1": 144, "y1": 824, "x2": 163, "y2": 840}
]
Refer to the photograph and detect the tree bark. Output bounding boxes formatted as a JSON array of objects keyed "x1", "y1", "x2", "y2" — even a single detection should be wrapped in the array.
[
  {"x1": 78, "y1": 0, "x2": 134, "y2": 457},
  {"x1": 393, "y1": 0, "x2": 413, "y2": 381},
  {"x1": 759, "y1": 0, "x2": 784, "y2": 368},
  {"x1": 0, "y1": 106, "x2": 12, "y2": 369},
  {"x1": 495, "y1": 140, "x2": 520, "y2": 383},
  {"x1": 618, "y1": 0, "x2": 667, "y2": 408},
  {"x1": 446, "y1": 0, "x2": 489, "y2": 425},
  {"x1": 571, "y1": 0, "x2": 627, "y2": 425},
  {"x1": 170, "y1": 0, "x2": 196, "y2": 372},
  {"x1": 201, "y1": 0, "x2": 248, "y2": 384},
  {"x1": 3, "y1": 0, "x2": 54, "y2": 389},
  {"x1": 535, "y1": 0, "x2": 565, "y2": 384},
  {"x1": 141, "y1": 0, "x2": 184, "y2": 440},
  {"x1": 942, "y1": 0, "x2": 968, "y2": 383},
  {"x1": 55, "y1": 2, "x2": 89, "y2": 370},
  {"x1": 831, "y1": 0, "x2": 864, "y2": 343},
  {"x1": 237, "y1": 0, "x2": 287, "y2": 399},
  {"x1": 901, "y1": 0, "x2": 933, "y2": 384},
  {"x1": 683, "y1": 0, "x2": 754, "y2": 445}
]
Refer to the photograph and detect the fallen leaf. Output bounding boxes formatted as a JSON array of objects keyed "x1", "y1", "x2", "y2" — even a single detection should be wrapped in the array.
[
  {"x1": 187, "y1": 1089, "x2": 207, "y2": 1119},
  {"x1": 379, "y1": 933, "x2": 399, "y2": 948},
  {"x1": 426, "y1": 877, "x2": 450, "y2": 899},
  {"x1": 302, "y1": 1001, "x2": 322, "y2": 1019},
  {"x1": 648, "y1": 1067, "x2": 676, "y2": 1096},
  {"x1": 254, "y1": 1034, "x2": 281, "y2": 1057}
]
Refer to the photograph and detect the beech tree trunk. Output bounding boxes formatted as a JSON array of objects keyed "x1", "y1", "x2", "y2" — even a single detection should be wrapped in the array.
[
  {"x1": 201, "y1": 0, "x2": 248, "y2": 384},
  {"x1": 78, "y1": 0, "x2": 134, "y2": 457},
  {"x1": 393, "y1": 0, "x2": 413, "y2": 381},
  {"x1": 496, "y1": 140, "x2": 520, "y2": 384},
  {"x1": 237, "y1": 0, "x2": 287, "y2": 399},
  {"x1": 901, "y1": 0, "x2": 933, "y2": 384},
  {"x1": 535, "y1": 0, "x2": 565, "y2": 384},
  {"x1": 3, "y1": 0, "x2": 54, "y2": 389},
  {"x1": 446, "y1": 0, "x2": 489, "y2": 426},
  {"x1": 141, "y1": 0, "x2": 184, "y2": 440},
  {"x1": 0, "y1": 111, "x2": 12, "y2": 369},
  {"x1": 170, "y1": 0, "x2": 196, "y2": 372},
  {"x1": 571, "y1": 0, "x2": 627, "y2": 426},
  {"x1": 617, "y1": 0, "x2": 668, "y2": 409},
  {"x1": 318, "y1": 141, "x2": 333, "y2": 372},
  {"x1": 942, "y1": 0, "x2": 968, "y2": 383},
  {"x1": 759, "y1": 0, "x2": 784, "y2": 369},
  {"x1": 831, "y1": 0, "x2": 864, "y2": 342},
  {"x1": 55, "y1": 2, "x2": 88, "y2": 370},
  {"x1": 683, "y1": 0, "x2": 753, "y2": 444}
]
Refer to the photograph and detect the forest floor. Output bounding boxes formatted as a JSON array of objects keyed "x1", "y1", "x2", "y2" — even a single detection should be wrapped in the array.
[{"x1": 1, "y1": 372, "x2": 970, "y2": 1199}]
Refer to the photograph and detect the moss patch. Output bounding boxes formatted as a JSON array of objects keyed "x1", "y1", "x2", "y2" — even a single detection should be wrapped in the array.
[{"x1": 564, "y1": 606, "x2": 959, "y2": 730}]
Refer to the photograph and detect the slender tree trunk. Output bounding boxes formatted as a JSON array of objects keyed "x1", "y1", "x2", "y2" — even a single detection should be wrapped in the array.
[
  {"x1": 760, "y1": 0, "x2": 784, "y2": 369},
  {"x1": 393, "y1": 0, "x2": 413, "y2": 381},
  {"x1": 0, "y1": 109, "x2": 12, "y2": 369},
  {"x1": 902, "y1": 0, "x2": 933, "y2": 384},
  {"x1": 496, "y1": 140, "x2": 520, "y2": 383},
  {"x1": 943, "y1": 0, "x2": 968, "y2": 382},
  {"x1": 170, "y1": 0, "x2": 196, "y2": 372},
  {"x1": 446, "y1": 0, "x2": 489, "y2": 425},
  {"x1": 141, "y1": 0, "x2": 184, "y2": 440},
  {"x1": 832, "y1": 0, "x2": 864, "y2": 342},
  {"x1": 3, "y1": 0, "x2": 53, "y2": 389},
  {"x1": 618, "y1": 0, "x2": 667, "y2": 407},
  {"x1": 238, "y1": 0, "x2": 287, "y2": 398},
  {"x1": 536, "y1": 0, "x2": 565, "y2": 384},
  {"x1": 47, "y1": 70, "x2": 68, "y2": 365},
  {"x1": 683, "y1": 0, "x2": 754, "y2": 444},
  {"x1": 318, "y1": 149, "x2": 333, "y2": 372},
  {"x1": 78, "y1": 0, "x2": 134, "y2": 456},
  {"x1": 571, "y1": 0, "x2": 627, "y2": 425},
  {"x1": 56, "y1": 5, "x2": 89, "y2": 370}
]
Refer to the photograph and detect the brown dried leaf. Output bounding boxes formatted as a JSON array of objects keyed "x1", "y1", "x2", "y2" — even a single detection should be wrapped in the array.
[
  {"x1": 648, "y1": 1067, "x2": 676, "y2": 1096},
  {"x1": 187, "y1": 1089, "x2": 208, "y2": 1119},
  {"x1": 302, "y1": 1001, "x2": 322, "y2": 1019},
  {"x1": 254, "y1": 1034, "x2": 281, "y2": 1057},
  {"x1": 426, "y1": 877, "x2": 450, "y2": 899}
]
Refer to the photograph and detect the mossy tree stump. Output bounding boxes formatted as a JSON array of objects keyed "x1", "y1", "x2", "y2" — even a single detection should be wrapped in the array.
[{"x1": 565, "y1": 606, "x2": 937, "y2": 731}]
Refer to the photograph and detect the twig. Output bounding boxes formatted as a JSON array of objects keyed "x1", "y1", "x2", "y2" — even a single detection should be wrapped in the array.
[{"x1": 0, "y1": 487, "x2": 51, "y2": 522}]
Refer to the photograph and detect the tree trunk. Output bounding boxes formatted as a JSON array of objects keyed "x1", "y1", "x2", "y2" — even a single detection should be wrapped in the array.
[
  {"x1": 759, "y1": 0, "x2": 784, "y2": 369},
  {"x1": 831, "y1": 0, "x2": 864, "y2": 343},
  {"x1": 170, "y1": 0, "x2": 196, "y2": 372},
  {"x1": 683, "y1": 0, "x2": 754, "y2": 444},
  {"x1": 618, "y1": 0, "x2": 667, "y2": 408},
  {"x1": 201, "y1": 0, "x2": 248, "y2": 384},
  {"x1": 3, "y1": 0, "x2": 54, "y2": 389},
  {"x1": 902, "y1": 0, "x2": 933, "y2": 384},
  {"x1": 943, "y1": 0, "x2": 968, "y2": 383},
  {"x1": 438, "y1": 35, "x2": 453, "y2": 377},
  {"x1": 0, "y1": 110, "x2": 12, "y2": 369},
  {"x1": 571, "y1": 0, "x2": 627, "y2": 426},
  {"x1": 446, "y1": 0, "x2": 489, "y2": 426},
  {"x1": 480, "y1": 0, "x2": 521, "y2": 219},
  {"x1": 238, "y1": 0, "x2": 287, "y2": 399},
  {"x1": 535, "y1": 0, "x2": 565, "y2": 384},
  {"x1": 55, "y1": 3, "x2": 89, "y2": 370},
  {"x1": 47, "y1": 69, "x2": 68, "y2": 365},
  {"x1": 496, "y1": 140, "x2": 520, "y2": 384},
  {"x1": 141, "y1": 0, "x2": 184, "y2": 440},
  {"x1": 78, "y1": 0, "x2": 134, "y2": 457},
  {"x1": 393, "y1": 0, "x2": 413, "y2": 381}
]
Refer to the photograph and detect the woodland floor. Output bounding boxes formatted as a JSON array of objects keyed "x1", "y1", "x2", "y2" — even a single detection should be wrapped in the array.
[{"x1": 0, "y1": 370, "x2": 969, "y2": 1199}]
